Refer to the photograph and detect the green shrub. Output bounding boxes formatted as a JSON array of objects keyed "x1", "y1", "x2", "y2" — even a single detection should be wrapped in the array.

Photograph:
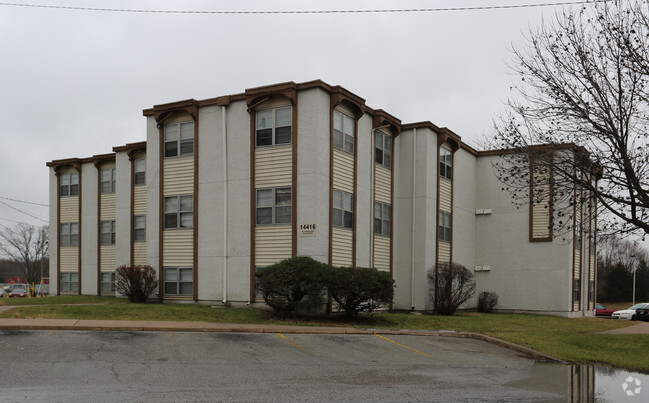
[
  {"x1": 255, "y1": 256, "x2": 329, "y2": 316},
  {"x1": 326, "y1": 266, "x2": 394, "y2": 318}
]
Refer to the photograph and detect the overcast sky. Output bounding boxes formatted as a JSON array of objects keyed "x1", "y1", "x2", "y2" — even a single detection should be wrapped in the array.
[{"x1": 0, "y1": 0, "x2": 594, "y2": 234}]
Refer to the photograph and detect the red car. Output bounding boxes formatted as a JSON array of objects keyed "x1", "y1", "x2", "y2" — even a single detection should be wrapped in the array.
[
  {"x1": 596, "y1": 303, "x2": 616, "y2": 317},
  {"x1": 8, "y1": 287, "x2": 28, "y2": 298}
]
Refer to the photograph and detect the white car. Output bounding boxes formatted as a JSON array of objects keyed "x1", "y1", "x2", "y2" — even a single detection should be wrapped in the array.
[{"x1": 611, "y1": 303, "x2": 649, "y2": 320}]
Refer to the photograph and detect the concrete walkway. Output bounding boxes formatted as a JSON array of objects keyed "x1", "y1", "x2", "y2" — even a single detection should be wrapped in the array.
[{"x1": 598, "y1": 321, "x2": 649, "y2": 334}]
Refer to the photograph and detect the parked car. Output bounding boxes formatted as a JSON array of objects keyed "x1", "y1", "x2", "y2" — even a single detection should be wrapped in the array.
[
  {"x1": 635, "y1": 307, "x2": 649, "y2": 322},
  {"x1": 595, "y1": 303, "x2": 616, "y2": 317},
  {"x1": 8, "y1": 287, "x2": 28, "y2": 298},
  {"x1": 611, "y1": 303, "x2": 649, "y2": 320}
]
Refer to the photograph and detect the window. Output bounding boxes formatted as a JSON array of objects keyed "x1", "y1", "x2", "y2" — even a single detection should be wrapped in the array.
[
  {"x1": 134, "y1": 158, "x2": 145, "y2": 185},
  {"x1": 256, "y1": 107, "x2": 292, "y2": 147},
  {"x1": 256, "y1": 187, "x2": 291, "y2": 225},
  {"x1": 101, "y1": 168, "x2": 116, "y2": 193},
  {"x1": 374, "y1": 202, "x2": 391, "y2": 237},
  {"x1": 60, "y1": 172, "x2": 79, "y2": 197},
  {"x1": 101, "y1": 272, "x2": 115, "y2": 293},
  {"x1": 101, "y1": 220, "x2": 115, "y2": 245},
  {"x1": 333, "y1": 190, "x2": 353, "y2": 229},
  {"x1": 164, "y1": 267, "x2": 193, "y2": 296},
  {"x1": 575, "y1": 225, "x2": 582, "y2": 250},
  {"x1": 375, "y1": 131, "x2": 392, "y2": 169},
  {"x1": 60, "y1": 223, "x2": 79, "y2": 247},
  {"x1": 440, "y1": 147, "x2": 452, "y2": 180},
  {"x1": 60, "y1": 272, "x2": 78, "y2": 293},
  {"x1": 165, "y1": 121, "x2": 194, "y2": 157},
  {"x1": 574, "y1": 278, "x2": 581, "y2": 302},
  {"x1": 439, "y1": 211, "x2": 452, "y2": 242},
  {"x1": 164, "y1": 195, "x2": 193, "y2": 229},
  {"x1": 134, "y1": 215, "x2": 146, "y2": 242},
  {"x1": 334, "y1": 110, "x2": 355, "y2": 154}
]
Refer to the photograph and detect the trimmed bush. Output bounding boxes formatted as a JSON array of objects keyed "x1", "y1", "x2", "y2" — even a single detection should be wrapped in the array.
[
  {"x1": 255, "y1": 256, "x2": 329, "y2": 316},
  {"x1": 115, "y1": 265, "x2": 158, "y2": 303},
  {"x1": 427, "y1": 262, "x2": 476, "y2": 315},
  {"x1": 477, "y1": 291, "x2": 499, "y2": 313},
  {"x1": 326, "y1": 266, "x2": 394, "y2": 318}
]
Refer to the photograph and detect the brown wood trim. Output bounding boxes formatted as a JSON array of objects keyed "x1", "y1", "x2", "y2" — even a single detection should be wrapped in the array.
[
  {"x1": 352, "y1": 113, "x2": 358, "y2": 268},
  {"x1": 129, "y1": 155, "x2": 135, "y2": 268},
  {"x1": 249, "y1": 107, "x2": 256, "y2": 301},
  {"x1": 389, "y1": 132, "x2": 394, "y2": 281},
  {"x1": 592, "y1": 183, "x2": 598, "y2": 307},
  {"x1": 96, "y1": 165, "x2": 102, "y2": 295},
  {"x1": 77, "y1": 166, "x2": 82, "y2": 295},
  {"x1": 291, "y1": 102, "x2": 298, "y2": 257},
  {"x1": 193, "y1": 112, "x2": 199, "y2": 301},
  {"x1": 56, "y1": 173, "x2": 61, "y2": 296},
  {"x1": 528, "y1": 152, "x2": 554, "y2": 243},
  {"x1": 328, "y1": 104, "x2": 334, "y2": 265},
  {"x1": 158, "y1": 123, "x2": 165, "y2": 299}
]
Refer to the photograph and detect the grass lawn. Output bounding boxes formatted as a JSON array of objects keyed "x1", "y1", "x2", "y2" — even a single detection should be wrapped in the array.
[{"x1": 1, "y1": 296, "x2": 646, "y2": 373}]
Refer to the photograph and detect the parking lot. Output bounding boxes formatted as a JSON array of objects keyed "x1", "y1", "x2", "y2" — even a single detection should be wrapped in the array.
[{"x1": 0, "y1": 330, "x2": 574, "y2": 401}]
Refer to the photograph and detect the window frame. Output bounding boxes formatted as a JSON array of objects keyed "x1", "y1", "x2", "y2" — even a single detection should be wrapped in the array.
[
  {"x1": 439, "y1": 211, "x2": 452, "y2": 243},
  {"x1": 573, "y1": 278, "x2": 581, "y2": 303},
  {"x1": 60, "y1": 272, "x2": 78, "y2": 293},
  {"x1": 164, "y1": 267, "x2": 193, "y2": 296},
  {"x1": 100, "y1": 220, "x2": 115, "y2": 246},
  {"x1": 60, "y1": 172, "x2": 79, "y2": 197},
  {"x1": 333, "y1": 189, "x2": 354, "y2": 229},
  {"x1": 375, "y1": 131, "x2": 393, "y2": 170},
  {"x1": 255, "y1": 106, "x2": 292, "y2": 148},
  {"x1": 134, "y1": 158, "x2": 146, "y2": 186},
  {"x1": 164, "y1": 195, "x2": 194, "y2": 230},
  {"x1": 60, "y1": 223, "x2": 79, "y2": 247},
  {"x1": 333, "y1": 110, "x2": 355, "y2": 154},
  {"x1": 440, "y1": 147, "x2": 453, "y2": 180},
  {"x1": 101, "y1": 168, "x2": 116, "y2": 194},
  {"x1": 374, "y1": 201, "x2": 391, "y2": 237},
  {"x1": 255, "y1": 187, "x2": 292, "y2": 226},
  {"x1": 134, "y1": 215, "x2": 146, "y2": 242},
  {"x1": 100, "y1": 272, "x2": 116, "y2": 293},
  {"x1": 164, "y1": 121, "x2": 194, "y2": 158}
]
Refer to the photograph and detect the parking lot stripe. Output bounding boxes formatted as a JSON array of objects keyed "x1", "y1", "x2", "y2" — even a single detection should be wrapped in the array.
[
  {"x1": 375, "y1": 334, "x2": 434, "y2": 358},
  {"x1": 277, "y1": 333, "x2": 309, "y2": 354}
]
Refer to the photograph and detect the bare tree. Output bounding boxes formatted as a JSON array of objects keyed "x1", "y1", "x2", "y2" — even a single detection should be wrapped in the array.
[
  {"x1": 427, "y1": 262, "x2": 476, "y2": 316},
  {"x1": 0, "y1": 223, "x2": 49, "y2": 284},
  {"x1": 490, "y1": 1, "x2": 649, "y2": 239}
]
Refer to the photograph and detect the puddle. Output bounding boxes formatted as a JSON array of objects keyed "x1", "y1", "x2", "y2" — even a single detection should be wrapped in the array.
[{"x1": 506, "y1": 362, "x2": 648, "y2": 402}]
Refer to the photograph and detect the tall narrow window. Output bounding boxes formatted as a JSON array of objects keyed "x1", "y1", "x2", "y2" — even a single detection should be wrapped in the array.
[
  {"x1": 573, "y1": 278, "x2": 581, "y2": 302},
  {"x1": 440, "y1": 147, "x2": 452, "y2": 180},
  {"x1": 334, "y1": 110, "x2": 355, "y2": 154},
  {"x1": 101, "y1": 168, "x2": 116, "y2": 193},
  {"x1": 60, "y1": 272, "x2": 78, "y2": 293},
  {"x1": 134, "y1": 158, "x2": 145, "y2": 185},
  {"x1": 439, "y1": 211, "x2": 452, "y2": 242},
  {"x1": 134, "y1": 215, "x2": 146, "y2": 242},
  {"x1": 60, "y1": 223, "x2": 79, "y2": 246},
  {"x1": 164, "y1": 195, "x2": 193, "y2": 229},
  {"x1": 256, "y1": 187, "x2": 292, "y2": 225},
  {"x1": 101, "y1": 220, "x2": 116, "y2": 245},
  {"x1": 60, "y1": 172, "x2": 79, "y2": 197},
  {"x1": 101, "y1": 272, "x2": 116, "y2": 293},
  {"x1": 164, "y1": 267, "x2": 193, "y2": 296},
  {"x1": 375, "y1": 131, "x2": 392, "y2": 169},
  {"x1": 374, "y1": 202, "x2": 391, "y2": 236},
  {"x1": 333, "y1": 190, "x2": 353, "y2": 229},
  {"x1": 256, "y1": 107, "x2": 292, "y2": 147},
  {"x1": 165, "y1": 121, "x2": 194, "y2": 157}
]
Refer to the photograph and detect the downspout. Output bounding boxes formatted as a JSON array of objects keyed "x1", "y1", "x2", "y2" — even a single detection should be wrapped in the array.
[
  {"x1": 222, "y1": 106, "x2": 228, "y2": 304},
  {"x1": 411, "y1": 128, "x2": 417, "y2": 310}
]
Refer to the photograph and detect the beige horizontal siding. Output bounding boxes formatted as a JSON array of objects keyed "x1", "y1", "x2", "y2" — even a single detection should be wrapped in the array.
[
  {"x1": 332, "y1": 227, "x2": 353, "y2": 267},
  {"x1": 100, "y1": 193, "x2": 116, "y2": 221},
  {"x1": 133, "y1": 186, "x2": 147, "y2": 215},
  {"x1": 255, "y1": 226, "x2": 292, "y2": 267},
  {"x1": 100, "y1": 245, "x2": 116, "y2": 271},
  {"x1": 60, "y1": 247, "x2": 79, "y2": 270},
  {"x1": 438, "y1": 241, "x2": 451, "y2": 263},
  {"x1": 439, "y1": 178, "x2": 452, "y2": 213},
  {"x1": 335, "y1": 104, "x2": 355, "y2": 117},
  {"x1": 374, "y1": 235, "x2": 390, "y2": 272},
  {"x1": 258, "y1": 98, "x2": 291, "y2": 110},
  {"x1": 134, "y1": 242, "x2": 147, "y2": 266},
  {"x1": 165, "y1": 113, "x2": 192, "y2": 125},
  {"x1": 333, "y1": 150, "x2": 354, "y2": 194},
  {"x1": 255, "y1": 147, "x2": 292, "y2": 188},
  {"x1": 590, "y1": 258, "x2": 595, "y2": 281},
  {"x1": 375, "y1": 166, "x2": 391, "y2": 204},
  {"x1": 163, "y1": 230, "x2": 194, "y2": 266},
  {"x1": 60, "y1": 197, "x2": 79, "y2": 222},
  {"x1": 574, "y1": 251, "x2": 581, "y2": 278},
  {"x1": 164, "y1": 157, "x2": 195, "y2": 195}
]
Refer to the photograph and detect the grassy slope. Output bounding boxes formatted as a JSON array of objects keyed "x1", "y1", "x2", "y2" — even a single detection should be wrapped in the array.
[{"x1": 1, "y1": 296, "x2": 646, "y2": 372}]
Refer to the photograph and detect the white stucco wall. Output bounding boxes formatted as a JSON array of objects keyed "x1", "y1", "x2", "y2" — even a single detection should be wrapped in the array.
[
  {"x1": 355, "y1": 114, "x2": 373, "y2": 268},
  {"x1": 145, "y1": 116, "x2": 160, "y2": 277},
  {"x1": 80, "y1": 162, "x2": 98, "y2": 295}
]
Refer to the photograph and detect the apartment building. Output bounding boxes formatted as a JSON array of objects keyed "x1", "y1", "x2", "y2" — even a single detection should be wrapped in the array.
[{"x1": 47, "y1": 80, "x2": 597, "y2": 316}]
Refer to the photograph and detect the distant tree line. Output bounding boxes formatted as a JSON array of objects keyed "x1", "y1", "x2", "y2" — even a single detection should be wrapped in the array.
[{"x1": 597, "y1": 236, "x2": 648, "y2": 303}]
